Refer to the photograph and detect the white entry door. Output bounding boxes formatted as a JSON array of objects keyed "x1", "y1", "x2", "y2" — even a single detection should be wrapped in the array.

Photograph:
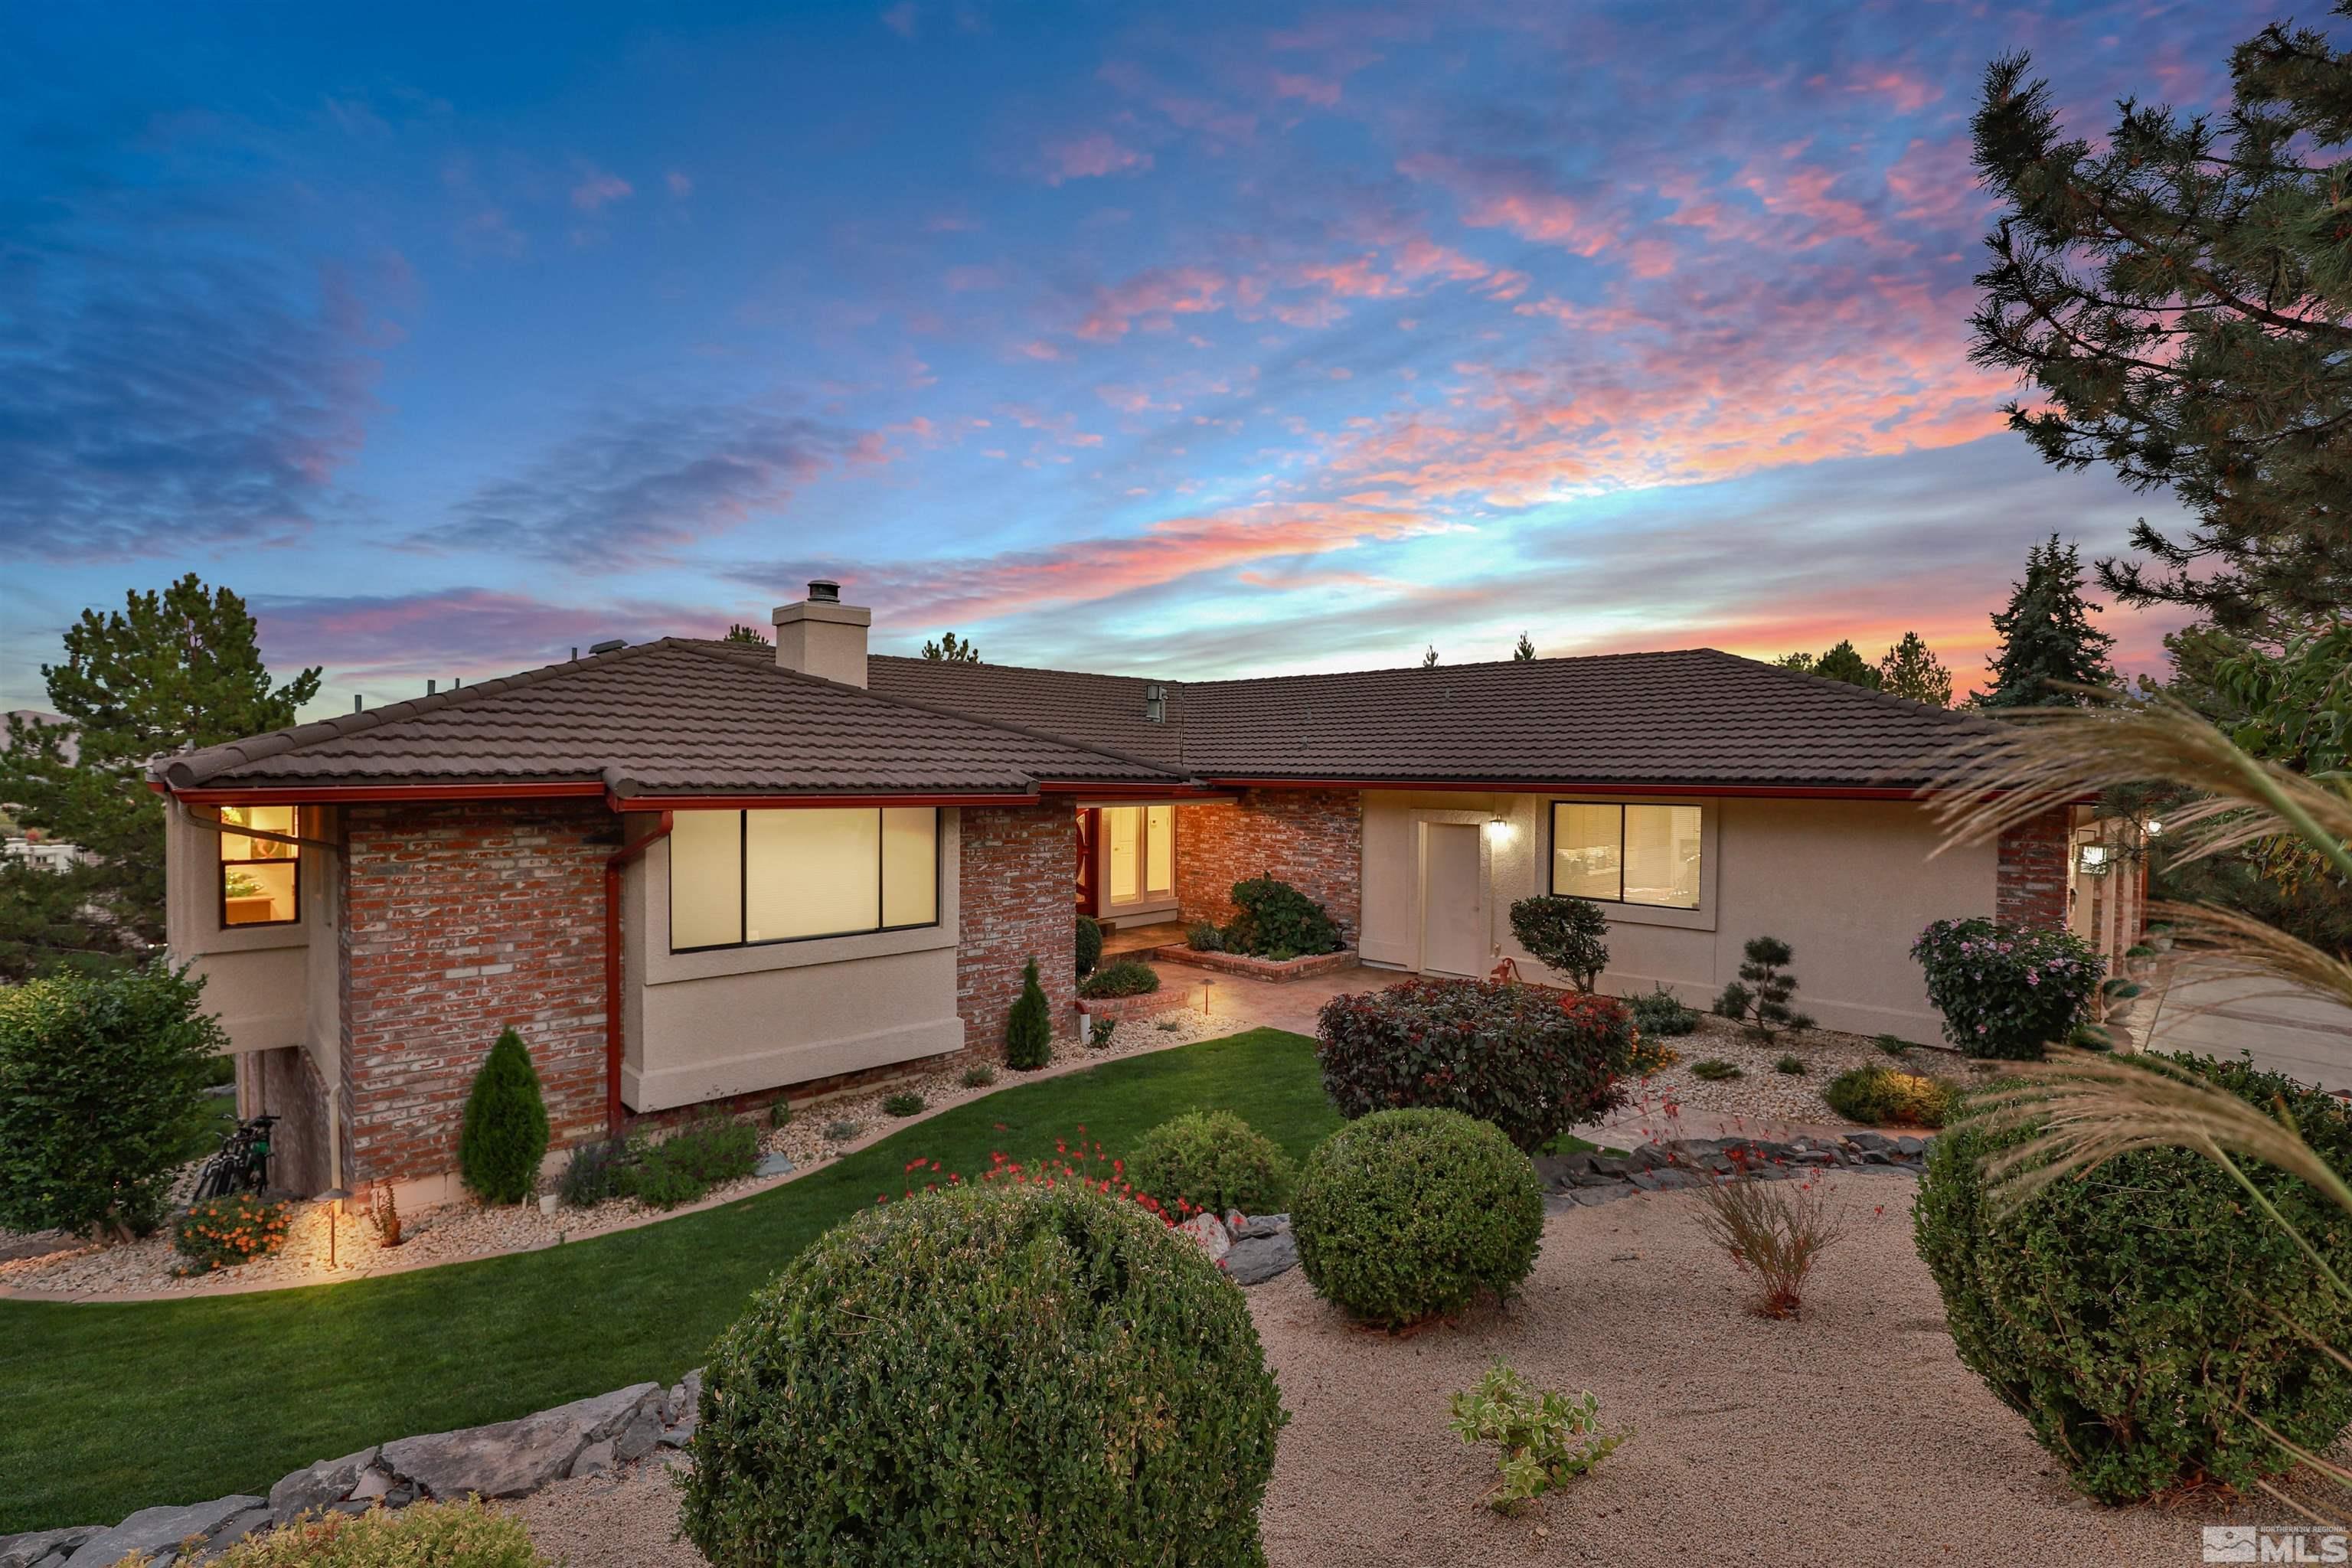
[{"x1": 1419, "y1": 822, "x2": 1486, "y2": 977}]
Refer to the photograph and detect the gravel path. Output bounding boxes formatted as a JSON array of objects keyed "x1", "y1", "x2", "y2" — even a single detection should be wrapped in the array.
[{"x1": 504, "y1": 1177, "x2": 2335, "y2": 1566}]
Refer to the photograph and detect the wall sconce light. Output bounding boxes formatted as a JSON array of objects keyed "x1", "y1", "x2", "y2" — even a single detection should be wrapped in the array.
[
  {"x1": 2076, "y1": 844, "x2": 2110, "y2": 876},
  {"x1": 1485, "y1": 815, "x2": 1514, "y2": 841}
]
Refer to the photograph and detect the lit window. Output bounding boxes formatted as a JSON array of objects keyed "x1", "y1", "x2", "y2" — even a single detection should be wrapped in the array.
[
  {"x1": 1550, "y1": 802, "x2": 1701, "y2": 910},
  {"x1": 220, "y1": 805, "x2": 300, "y2": 926},
  {"x1": 1104, "y1": 805, "x2": 1174, "y2": 906},
  {"x1": 669, "y1": 806, "x2": 939, "y2": 952}
]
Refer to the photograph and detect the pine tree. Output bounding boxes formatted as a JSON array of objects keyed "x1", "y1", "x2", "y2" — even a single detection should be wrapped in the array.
[
  {"x1": 0, "y1": 576, "x2": 321, "y2": 949},
  {"x1": 1969, "y1": 24, "x2": 2352, "y2": 626},
  {"x1": 1772, "y1": 652, "x2": 1816, "y2": 674},
  {"x1": 1809, "y1": 641, "x2": 1883, "y2": 691},
  {"x1": 1511, "y1": 632, "x2": 1536, "y2": 662},
  {"x1": 922, "y1": 632, "x2": 980, "y2": 663},
  {"x1": 458, "y1": 1027, "x2": 550, "y2": 1204},
  {"x1": 722, "y1": 623, "x2": 769, "y2": 645},
  {"x1": 1420, "y1": 645, "x2": 1439, "y2": 668},
  {"x1": 1979, "y1": 536, "x2": 2119, "y2": 708},
  {"x1": 1004, "y1": 956, "x2": 1051, "y2": 1070},
  {"x1": 1877, "y1": 632, "x2": 1954, "y2": 707}
]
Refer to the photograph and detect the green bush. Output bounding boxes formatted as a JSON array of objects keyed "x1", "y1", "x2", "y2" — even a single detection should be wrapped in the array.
[
  {"x1": 1507, "y1": 895, "x2": 1609, "y2": 991},
  {"x1": 960, "y1": 1063, "x2": 998, "y2": 1089},
  {"x1": 1315, "y1": 980, "x2": 1632, "y2": 1153},
  {"x1": 1823, "y1": 1066, "x2": 1953, "y2": 1128},
  {"x1": 1910, "y1": 916, "x2": 2105, "y2": 1060},
  {"x1": 185, "y1": 1499, "x2": 546, "y2": 1566},
  {"x1": 558, "y1": 1136, "x2": 631, "y2": 1209},
  {"x1": 1089, "y1": 1016, "x2": 1116, "y2": 1049},
  {"x1": 1627, "y1": 985, "x2": 1699, "y2": 1037},
  {"x1": 1915, "y1": 1052, "x2": 2352, "y2": 1503},
  {"x1": 457, "y1": 1027, "x2": 549, "y2": 1204},
  {"x1": 1221, "y1": 875, "x2": 1341, "y2": 959},
  {"x1": 1448, "y1": 1361, "x2": 1627, "y2": 1514},
  {"x1": 883, "y1": 1092, "x2": 926, "y2": 1118},
  {"x1": 0, "y1": 959, "x2": 227, "y2": 1240},
  {"x1": 825, "y1": 1119, "x2": 861, "y2": 1142},
  {"x1": 1005, "y1": 956, "x2": 1052, "y2": 1070},
  {"x1": 172, "y1": 1192, "x2": 292, "y2": 1272},
  {"x1": 1184, "y1": 920, "x2": 1224, "y2": 952},
  {"x1": 629, "y1": 1116, "x2": 760, "y2": 1210},
  {"x1": 678, "y1": 1181, "x2": 1287, "y2": 1566},
  {"x1": 1874, "y1": 1034, "x2": 1916, "y2": 1057},
  {"x1": 1712, "y1": 936, "x2": 1813, "y2": 1040},
  {"x1": 1075, "y1": 914, "x2": 1103, "y2": 978},
  {"x1": 1292, "y1": 1109, "x2": 1544, "y2": 1327},
  {"x1": 1774, "y1": 1054, "x2": 1807, "y2": 1076},
  {"x1": 1690, "y1": 1059, "x2": 1742, "y2": 1081},
  {"x1": 1125, "y1": 1111, "x2": 1296, "y2": 1218},
  {"x1": 1077, "y1": 959, "x2": 1160, "y2": 999}
]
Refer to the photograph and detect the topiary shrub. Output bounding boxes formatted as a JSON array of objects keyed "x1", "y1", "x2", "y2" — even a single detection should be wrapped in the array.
[
  {"x1": 196, "y1": 1498, "x2": 547, "y2": 1566},
  {"x1": 457, "y1": 1027, "x2": 549, "y2": 1204},
  {"x1": 1824, "y1": 1065, "x2": 1954, "y2": 1128},
  {"x1": 1508, "y1": 895, "x2": 1610, "y2": 991},
  {"x1": 0, "y1": 959, "x2": 227, "y2": 1240},
  {"x1": 1075, "y1": 914, "x2": 1103, "y2": 979},
  {"x1": 1292, "y1": 1109, "x2": 1544, "y2": 1327},
  {"x1": 1125, "y1": 1110, "x2": 1297, "y2": 1218},
  {"x1": 1315, "y1": 980, "x2": 1631, "y2": 1152},
  {"x1": 1077, "y1": 959, "x2": 1160, "y2": 999},
  {"x1": 1911, "y1": 916, "x2": 2105, "y2": 1060},
  {"x1": 678, "y1": 1181, "x2": 1287, "y2": 1565},
  {"x1": 1221, "y1": 874, "x2": 1341, "y2": 959},
  {"x1": 1005, "y1": 956, "x2": 1052, "y2": 1070},
  {"x1": 172, "y1": 1192, "x2": 292, "y2": 1272},
  {"x1": 1915, "y1": 1052, "x2": 2352, "y2": 1503},
  {"x1": 1713, "y1": 936, "x2": 1813, "y2": 1041}
]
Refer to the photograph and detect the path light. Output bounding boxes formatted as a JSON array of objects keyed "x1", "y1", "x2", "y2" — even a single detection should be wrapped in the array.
[
  {"x1": 1197, "y1": 977, "x2": 1215, "y2": 1017},
  {"x1": 317, "y1": 1187, "x2": 351, "y2": 1269}
]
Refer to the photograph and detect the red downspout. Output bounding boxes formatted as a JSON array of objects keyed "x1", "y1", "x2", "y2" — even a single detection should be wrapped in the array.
[{"x1": 605, "y1": 810, "x2": 674, "y2": 1137}]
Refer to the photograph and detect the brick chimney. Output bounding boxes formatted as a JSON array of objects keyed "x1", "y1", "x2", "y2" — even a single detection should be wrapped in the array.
[{"x1": 773, "y1": 579, "x2": 871, "y2": 688}]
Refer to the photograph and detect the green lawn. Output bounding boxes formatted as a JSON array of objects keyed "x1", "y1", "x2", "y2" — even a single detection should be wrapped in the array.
[{"x1": 0, "y1": 1027, "x2": 1335, "y2": 1533}]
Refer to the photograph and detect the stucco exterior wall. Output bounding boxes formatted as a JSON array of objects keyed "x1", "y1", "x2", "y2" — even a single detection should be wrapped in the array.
[
  {"x1": 622, "y1": 809, "x2": 966, "y2": 1112},
  {"x1": 165, "y1": 799, "x2": 331, "y2": 1057},
  {"x1": 1358, "y1": 789, "x2": 2002, "y2": 1040}
]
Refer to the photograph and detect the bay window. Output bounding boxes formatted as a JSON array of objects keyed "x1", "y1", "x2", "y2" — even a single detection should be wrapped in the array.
[
  {"x1": 670, "y1": 806, "x2": 939, "y2": 952},
  {"x1": 219, "y1": 804, "x2": 299, "y2": 926},
  {"x1": 1550, "y1": 802, "x2": 1702, "y2": 910}
]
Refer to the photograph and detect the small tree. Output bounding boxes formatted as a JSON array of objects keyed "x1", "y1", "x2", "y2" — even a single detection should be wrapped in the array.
[
  {"x1": 1420, "y1": 644, "x2": 1440, "y2": 668},
  {"x1": 1878, "y1": 632, "x2": 1954, "y2": 707},
  {"x1": 1773, "y1": 652, "x2": 1816, "y2": 673},
  {"x1": 1978, "y1": 536, "x2": 2118, "y2": 708},
  {"x1": 1005, "y1": 956, "x2": 1051, "y2": 1070},
  {"x1": 0, "y1": 960, "x2": 226, "y2": 1240},
  {"x1": 1511, "y1": 632, "x2": 1536, "y2": 662},
  {"x1": 922, "y1": 632, "x2": 980, "y2": 663},
  {"x1": 1713, "y1": 936, "x2": 1814, "y2": 1041},
  {"x1": 1809, "y1": 640, "x2": 1883, "y2": 691},
  {"x1": 1508, "y1": 895, "x2": 1609, "y2": 991},
  {"x1": 457, "y1": 1027, "x2": 549, "y2": 1204},
  {"x1": 1074, "y1": 913, "x2": 1102, "y2": 978},
  {"x1": 722, "y1": 622, "x2": 770, "y2": 645}
]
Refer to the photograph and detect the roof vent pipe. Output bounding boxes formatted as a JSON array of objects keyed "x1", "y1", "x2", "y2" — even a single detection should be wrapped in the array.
[
  {"x1": 353, "y1": 694, "x2": 364, "y2": 713},
  {"x1": 427, "y1": 679, "x2": 436, "y2": 695},
  {"x1": 807, "y1": 579, "x2": 841, "y2": 603}
]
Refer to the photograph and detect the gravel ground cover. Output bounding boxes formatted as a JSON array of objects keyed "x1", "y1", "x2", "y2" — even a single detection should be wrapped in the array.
[
  {"x1": 0, "y1": 1011, "x2": 1229, "y2": 1301},
  {"x1": 503, "y1": 1178, "x2": 2341, "y2": 1567},
  {"x1": 1625, "y1": 1013, "x2": 1979, "y2": 1124}
]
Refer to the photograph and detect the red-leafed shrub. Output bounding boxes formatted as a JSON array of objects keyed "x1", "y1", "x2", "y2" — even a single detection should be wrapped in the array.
[{"x1": 1314, "y1": 980, "x2": 1633, "y2": 1153}]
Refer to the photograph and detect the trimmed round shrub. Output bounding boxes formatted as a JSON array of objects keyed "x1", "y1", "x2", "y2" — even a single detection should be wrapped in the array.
[
  {"x1": 678, "y1": 1181, "x2": 1286, "y2": 1566},
  {"x1": 1125, "y1": 1110, "x2": 1297, "y2": 1217},
  {"x1": 1915, "y1": 1052, "x2": 2352, "y2": 1503},
  {"x1": 1824, "y1": 1065, "x2": 1954, "y2": 1128},
  {"x1": 0, "y1": 959, "x2": 227, "y2": 1240},
  {"x1": 1077, "y1": 959, "x2": 1160, "y2": 999},
  {"x1": 1292, "y1": 1109, "x2": 1544, "y2": 1327},
  {"x1": 1221, "y1": 875, "x2": 1341, "y2": 959},
  {"x1": 1508, "y1": 894, "x2": 1609, "y2": 990},
  {"x1": 458, "y1": 1027, "x2": 549, "y2": 1204},
  {"x1": 1075, "y1": 913, "x2": 1103, "y2": 978},
  {"x1": 1911, "y1": 916, "x2": 2103, "y2": 1060},
  {"x1": 1315, "y1": 979, "x2": 1632, "y2": 1152}
]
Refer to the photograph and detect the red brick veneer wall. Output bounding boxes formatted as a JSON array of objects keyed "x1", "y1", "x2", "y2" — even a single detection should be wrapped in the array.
[
  {"x1": 338, "y1": 800, "x2": 613, "y2": 1184},
  {"x1": 1175, "y1": 789, "x2": 1362, "y2": 944},
  {"x1": 1994, "y1": 806, "x2": 2073, "y2": 930},
  {"x1": 957, "y1": 802, "x2": 1077, "y2": 1056}
]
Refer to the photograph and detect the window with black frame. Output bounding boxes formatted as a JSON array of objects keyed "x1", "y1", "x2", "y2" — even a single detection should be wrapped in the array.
[
  {"x1": 1549, "y1": 802, "x2": 1701, "y2": 910},
  {"x1": 669, "y1": 806, "x2": 939, "y2": 951}
]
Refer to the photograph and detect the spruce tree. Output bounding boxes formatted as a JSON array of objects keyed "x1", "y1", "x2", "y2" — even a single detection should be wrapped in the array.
[
  {"x1": 458, "y1": 1027, "x2": 550, "y2": 1204},
  {"x1": 1005, "y1": 956, "x2": 1052, "y2": 1070},
  {"x1": 1809, "y1": 640, "x2": 1883, "y2": 691},
  {"x1": 0, "y1": 576, "x2": 322, "y2": 949},
  {"x1": 722, "y1": 623, "x2": 770, "y2": 645},
  {"x1": 1419, "y1": 645, "x2": 1439, "y2": 668},
  {"x1": 1511, "y1": 632, "x2": 1536, "y2": 662},
  {"x1": 1979, "y1": 536, "x2": 2119, "y2": 708},
  {"x1": 1969, "y1": 22, "x2": 2352, "y2": 625},
  {"x1": 1878, "y1": 632, "x2": 1954, "y2": 707}
]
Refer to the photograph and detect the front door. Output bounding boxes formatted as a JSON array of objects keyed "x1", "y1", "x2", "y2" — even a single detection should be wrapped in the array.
[{"x1": 1420, "y1": 822, "x2": 1485, "y2": 976}]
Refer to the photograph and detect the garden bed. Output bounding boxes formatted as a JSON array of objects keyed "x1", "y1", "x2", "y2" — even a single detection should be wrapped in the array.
[
  {"x1": 1153, "y1": 945, "x2": 1359, "y2": 982},
  {"x1": 1611, "y1": 1012, "x2": 1981, "y2": 1129}
]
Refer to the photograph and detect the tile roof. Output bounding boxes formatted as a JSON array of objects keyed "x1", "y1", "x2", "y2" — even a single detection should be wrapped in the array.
[
  {"x1": 157, "y1": 639, "x2": 1186, "y2": 797},
  {"x1": 870, "y1": 648, "x2": 1994, "y2": 791}
]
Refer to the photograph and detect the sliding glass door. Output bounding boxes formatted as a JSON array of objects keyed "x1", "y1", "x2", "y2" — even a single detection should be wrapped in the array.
[{"x1": 1103, "y1": 804, "x2": 1174, "y2": 909}]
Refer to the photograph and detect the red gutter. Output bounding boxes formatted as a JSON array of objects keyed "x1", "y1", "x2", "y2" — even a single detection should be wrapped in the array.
[
  {"x1": 603, "y1": 810, "x2": 675, "y2": 1136},
  {"x1": 1197, "y1": 777, "x2": 1932, "y2": 800},
  {"x1": 609, "y1": 789, "x2": 1040, "y2": 812},
  {"x1": 1036, "y1": 781, "x2": 1231, "y2": 799},
  {"x1": 172, "y1": 782, "x2": 605, "y2": 805}
]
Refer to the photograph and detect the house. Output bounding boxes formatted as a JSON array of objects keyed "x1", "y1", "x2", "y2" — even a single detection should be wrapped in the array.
[{"x1": 154, "y1": 581, "x2": 2083, "y2": 1200}]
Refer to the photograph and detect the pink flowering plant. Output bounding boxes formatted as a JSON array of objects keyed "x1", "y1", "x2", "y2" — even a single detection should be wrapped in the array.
[{"x1": 1911, "y1": 916, "x2": 2104, "y2": 1060}]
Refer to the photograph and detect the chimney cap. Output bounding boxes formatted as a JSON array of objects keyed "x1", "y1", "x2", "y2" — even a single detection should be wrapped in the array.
[{"x1": 807, "y1": 579, "x2": 841, "y2": 603}]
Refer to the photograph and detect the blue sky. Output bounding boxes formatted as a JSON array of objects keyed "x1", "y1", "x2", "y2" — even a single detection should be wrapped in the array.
[{"x1": 1, "y1": 0, "x2": 2265, "y2": 716}]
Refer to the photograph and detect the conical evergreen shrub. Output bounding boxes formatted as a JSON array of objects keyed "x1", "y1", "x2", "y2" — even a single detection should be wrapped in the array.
[
  {"x1": 1005, "y1": 956, "x2": 1052, "y2": 1070},
  {"x1": 458, "y1": 1027, "x2": 550, "y2": 1204}
]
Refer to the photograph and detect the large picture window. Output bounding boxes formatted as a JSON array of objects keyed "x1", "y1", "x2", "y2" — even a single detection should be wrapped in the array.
[
  {"x1": 219, "y1": 804, "x2": 300, "y2": 927},
  {"x1": 669, "y1": 806, "x2": 939, "y2": 952},
  {"x1": 1550, "y1": 802, "x2": 1701, "y2": 910}
]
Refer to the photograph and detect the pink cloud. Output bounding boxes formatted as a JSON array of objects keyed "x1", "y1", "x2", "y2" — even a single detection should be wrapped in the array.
[
  {"x1": 570, "y1": 169, "x2": 634, "y2": 212},
  {"x1": 1298, "y1": 257, "x2": 1406, "y2": 299},
  {"x1": 665, "y1": 170, "x2": 693, "y2": 199},
  {"x1": 1042, "y1": 132, "x2": 1154, "y2": 185},
  {"x1": 1272, "y1": 72, "x2": 1342, "y2": 107},
  {"x1": 1399, "y1": 154, "x2": 1616, "y2": 256},
  {"x1": 880, "y1": 2, "x2": 919, "y2": 39},
  {"x1": 1072, "y1": 266, "x2": 1227, "y2": 341}
]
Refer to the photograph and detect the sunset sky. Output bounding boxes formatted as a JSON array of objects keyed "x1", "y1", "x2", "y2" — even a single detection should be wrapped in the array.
[{"x1": 2, "y1": 0, "x2": 2263, "y2": 716}]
